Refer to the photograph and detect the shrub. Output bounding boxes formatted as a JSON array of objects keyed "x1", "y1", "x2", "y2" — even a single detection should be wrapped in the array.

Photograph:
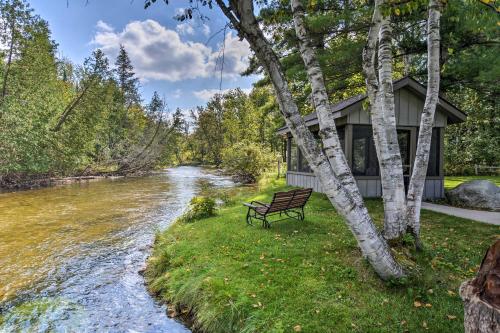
[
  {"x1": 180, "y1": 196, "x2": 216, "y2": 222},
  {"x1": 222, "y1": 141, "x2": 277, "y2": 183}
]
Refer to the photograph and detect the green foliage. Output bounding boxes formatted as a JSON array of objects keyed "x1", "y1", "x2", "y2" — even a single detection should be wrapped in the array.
[
  {"x1": 222, "y1": 141, "x2": 277, "y2": 183},
  {"x1": 254, "y1": 0, "x2": 500, "y2": 175},
  {"x1": 0, "y1": 0, "x2": 176, "y2": 185},
  {"x1": 146, "y1": 176, "x2": 500, "y2": 332},
  {"x1": 180, "y1": 196, "x2": 217, "y2": 222},
  {"x1": 171, "y1": 87, "x2": 284, "y2": 178}
]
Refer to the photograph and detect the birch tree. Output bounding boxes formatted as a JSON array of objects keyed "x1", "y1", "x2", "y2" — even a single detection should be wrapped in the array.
[
  {"x1": 406, "y1": 0, "x2": 442, "y2": 245},
  {"x1": 362, "y1": 0, "x2": 408, "y2": 240},
  {"x1": 362, "y1": 0, "x2": 442, "y2": 247},
  {"x1": 213, "y1": 0, "x2": 404, "y2": 280}
]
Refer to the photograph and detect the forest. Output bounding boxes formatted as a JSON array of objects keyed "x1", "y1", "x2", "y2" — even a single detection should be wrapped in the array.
[{"x1": 0, "y1": 0, "x2": 498, "y2": 189}]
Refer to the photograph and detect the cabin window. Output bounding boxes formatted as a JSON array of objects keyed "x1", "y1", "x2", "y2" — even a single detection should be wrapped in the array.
[
  {"x1": 426, "y1": 128, "x2": 440, "y2": 176},
  {"x1": 352, "y1": 126, "x2": 379, "y2": 176}
]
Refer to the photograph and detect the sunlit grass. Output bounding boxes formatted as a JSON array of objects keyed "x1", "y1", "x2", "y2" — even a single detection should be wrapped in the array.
[
  {"x1": 444, "y1": 175, "x2": 500, "y2": 190},
  {"x1": 146, "y1": 177, "x2": 499, "y2": 332}
]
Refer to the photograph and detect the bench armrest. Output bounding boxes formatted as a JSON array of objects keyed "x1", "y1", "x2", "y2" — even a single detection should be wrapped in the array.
[
  {"x1": 243, "y1": 201, "x2": 269, "y2": 209},
  {"x1": 251, "y1": 201, "x2": 269, "y2": 207}
]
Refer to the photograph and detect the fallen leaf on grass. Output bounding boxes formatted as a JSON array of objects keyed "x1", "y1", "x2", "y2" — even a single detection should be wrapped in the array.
[
  {"x1": 447, "y1": 290, "x2": 456, "y2": 296},
  {"x1": 293, "y1": 325, "x2": 302, "y2": 332},
  {"x1": 422, "y1": 321, "x2": 428, "y2": 329},
  {"x1": 414, "y1": 301, "x2": 422, "y2": 308},
  {"x1": 252, "y1": 302, "x2": 262, "y2": 308},
  {"x1": 447, "y1": 315, "x2": 457, "y2": 320},
  {"x1": 425, "y1": 303, "x2": 432, "y2": 308}
]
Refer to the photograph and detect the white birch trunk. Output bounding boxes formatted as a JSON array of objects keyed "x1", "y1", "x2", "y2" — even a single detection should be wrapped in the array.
[
  {"x1": 290, "y1": 0, "x2": 363, "y2": 206},
  {"x1": 406, "y1": 0, "x2": 442, "y2": 244},
  {"x1": 362, "y1": 0, "x2": 407, "y2": 240},
  {"x1": 215, "y1": 0, "x2": 404, "y2": 279}
]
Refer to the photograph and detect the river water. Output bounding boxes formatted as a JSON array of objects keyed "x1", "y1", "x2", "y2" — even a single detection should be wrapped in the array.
[{"x1": 0, "y1": 167, "x2": 233, "y2": 333}]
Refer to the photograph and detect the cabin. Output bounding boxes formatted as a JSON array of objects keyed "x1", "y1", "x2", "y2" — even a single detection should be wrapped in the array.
[{"x1": 277, "y1": 77, "x2": 466, "y2": 200}]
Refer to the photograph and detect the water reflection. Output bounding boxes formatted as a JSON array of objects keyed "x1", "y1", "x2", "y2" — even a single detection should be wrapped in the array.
[{"x1": 0, "y1": 167, "x2": 233, "y2": 332}]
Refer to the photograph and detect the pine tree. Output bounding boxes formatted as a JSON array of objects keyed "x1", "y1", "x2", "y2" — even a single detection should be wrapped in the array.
[
  {"x1": 114, "y1": 45, "x2": 140, "y2": 105},
  {"x1": 0, "y1": 0, "x2": 36, "y2": 106}
]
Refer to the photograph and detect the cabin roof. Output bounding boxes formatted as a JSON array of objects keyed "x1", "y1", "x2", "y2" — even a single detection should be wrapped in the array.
[{"x1": 276, "y1": 76, "x2": 466, "y2": 135}]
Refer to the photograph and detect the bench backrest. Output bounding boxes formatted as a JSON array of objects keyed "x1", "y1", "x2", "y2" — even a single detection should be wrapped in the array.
[{"x1": 268, "y1": 188, "x2": 312, "y2": 213}]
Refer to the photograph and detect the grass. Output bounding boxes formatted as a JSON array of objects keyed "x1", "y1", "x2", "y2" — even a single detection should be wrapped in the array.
[
  {"x1": 444, "y1": 175, "x2": 500, "y2": 190},
  {"x1": 146, "y1": 177, "x2": 500, "y2": 333}
]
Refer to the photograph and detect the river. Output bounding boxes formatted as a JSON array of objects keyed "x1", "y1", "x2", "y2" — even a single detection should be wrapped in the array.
[{"x1": 0, "y1": 167, "x2": 234, "y2": 332}]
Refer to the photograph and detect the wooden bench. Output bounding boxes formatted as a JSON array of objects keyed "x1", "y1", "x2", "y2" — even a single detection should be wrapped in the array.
[{"x1": 244, "y1": 188, "x2": 313, "y2": 228}]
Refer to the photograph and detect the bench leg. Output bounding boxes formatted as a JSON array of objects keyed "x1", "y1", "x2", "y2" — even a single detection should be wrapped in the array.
[
  {"x1": 246, "y1": 208, "x2": 253, "y2": 226},
  {"x1": 263, "y1": 217, "x2": 271, "y2": 229}
]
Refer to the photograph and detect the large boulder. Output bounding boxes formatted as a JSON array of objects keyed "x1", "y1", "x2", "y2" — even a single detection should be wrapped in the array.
[{"x1": 447, "y1": 180, "x2": 500, "y2": 212}]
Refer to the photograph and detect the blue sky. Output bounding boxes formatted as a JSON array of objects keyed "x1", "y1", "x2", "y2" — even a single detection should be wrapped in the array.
[{"x1": 28, "y1": 0, "x2": 258, "y2": 110}]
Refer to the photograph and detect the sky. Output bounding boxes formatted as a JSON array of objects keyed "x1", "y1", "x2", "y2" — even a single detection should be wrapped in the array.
[{"x1": 28, "y1": 0, "x2": 258, "y2": 110}]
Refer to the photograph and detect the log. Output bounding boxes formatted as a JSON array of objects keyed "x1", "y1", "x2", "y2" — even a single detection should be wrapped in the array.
[{"x1": 460, "y1": 240, "x2": 500, "y2": 333}]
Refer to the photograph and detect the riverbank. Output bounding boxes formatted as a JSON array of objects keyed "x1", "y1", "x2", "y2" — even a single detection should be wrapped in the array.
[
  {"x1": 0, "y1": 173, "x2": 125, "y2": 191},
  {"x1": 145, "y1": 177, "x2": 499, "y2": 332}
]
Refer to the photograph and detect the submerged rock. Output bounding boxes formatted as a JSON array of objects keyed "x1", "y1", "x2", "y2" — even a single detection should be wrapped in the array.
[{"x1": 446, "y1": 180, "x2": 500, "y2": 211}]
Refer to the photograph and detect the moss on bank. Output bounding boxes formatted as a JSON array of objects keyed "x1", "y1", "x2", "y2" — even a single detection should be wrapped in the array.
[{"x1": 146, "y1": 177, "x2": 499, "y2": 333}]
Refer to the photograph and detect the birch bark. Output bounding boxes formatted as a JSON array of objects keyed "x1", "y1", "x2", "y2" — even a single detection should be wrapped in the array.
[
  {"x1": 214, "y1": 0, "x2": 404, "y2": 279},
  {"x1": 290, "y1": 0, "x2": 363, "y2": 206},
  {"x1": 406, "y1": 0, "x2": 442, "y2": 244},
  {"x1": 362, "y1": 0, "x2": 407, "y2": 240}
]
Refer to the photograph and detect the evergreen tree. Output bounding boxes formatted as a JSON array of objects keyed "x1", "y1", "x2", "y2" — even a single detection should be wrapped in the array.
[
  {"x1": 114, "y1": 45, "x2": 141, "y2": 105},
  {"x1": 0, "y1": 0, "x2": 37, "y2": 106}
]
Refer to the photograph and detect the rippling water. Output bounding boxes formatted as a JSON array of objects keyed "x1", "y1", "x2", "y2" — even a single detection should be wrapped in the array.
[{"x1": 0, "y1": 167, "x2": 233, "y2": 332}]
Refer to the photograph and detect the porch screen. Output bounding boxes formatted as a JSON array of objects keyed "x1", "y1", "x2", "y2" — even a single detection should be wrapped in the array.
[
  {"x1": 352, "y1": 126, "x2": 379, "y2": 176},
  {"x1": 426, "y1": 128, "x2": 440, "y2": 176},
  {"x1": 290, "y1": 127, "x2": 345, "y2": 173}
]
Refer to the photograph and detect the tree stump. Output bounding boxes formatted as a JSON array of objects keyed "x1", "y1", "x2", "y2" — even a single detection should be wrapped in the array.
[{"x1": 460, "y1": 240, "x2": 500, "y2": 333}]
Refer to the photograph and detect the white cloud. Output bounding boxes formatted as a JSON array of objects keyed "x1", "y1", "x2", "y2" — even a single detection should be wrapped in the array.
[
  {"x1": 96, "y1": 20, "x2": 114, "y2": 32},
  {"x1": 202, "y1": 24, "x2": 211, "y2": 37},
  {"x1": 193, "y1": 88, "x2": 252, "y2": 102},
  {"x1": 176, "y1": 22, "x2": 195, "y2": 35},
  {"x1": 92, "y1": 20, "x2": 251, "y2": 82},
  {"x1": 172, "y1": 89, "x2": 182, "y2": 99}
]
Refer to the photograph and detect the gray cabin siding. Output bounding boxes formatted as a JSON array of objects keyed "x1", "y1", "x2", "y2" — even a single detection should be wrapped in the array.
[
  {"x1": 346, "y1": 88, "x2": 447, "y2": 127},
  {"x1": 286, "y1": 172, "x2": 445, "y2": 200}
]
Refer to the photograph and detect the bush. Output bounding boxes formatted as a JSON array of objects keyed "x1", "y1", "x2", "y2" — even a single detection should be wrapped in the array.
[
  {"x1": 222, "y1": 141, "x2": 276, "y2": 183},
  {"x1": 180, "y1": 196, "x2": 216, "y2": 222}
]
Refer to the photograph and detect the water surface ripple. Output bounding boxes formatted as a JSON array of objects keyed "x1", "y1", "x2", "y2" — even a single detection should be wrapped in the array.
[{"x1": 0, "y1": 167, "x2": 233, "y2": 332}]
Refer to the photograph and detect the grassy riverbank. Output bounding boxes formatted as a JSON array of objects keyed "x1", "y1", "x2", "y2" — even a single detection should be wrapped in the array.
[{"x1": 146, "y1": 177, "x2": 499, "y2": 332}]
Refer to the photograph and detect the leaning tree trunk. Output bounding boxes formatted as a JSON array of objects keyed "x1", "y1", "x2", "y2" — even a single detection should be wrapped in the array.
[
  {"x1": 406, "y1": 0, "x2": 442, "y2": 248},
  {"x1": 362, "y1": 0, "x2": 407, "y2": 240},
  {"x1": 215, "y1": 0, "x2": 404, "y2": 280},
  {"x1": 460, "y1": 240, "x2": 500, "y2": 333},
  {"x1": 290, "y1": 0, "x2": 363, "y2": 206}
]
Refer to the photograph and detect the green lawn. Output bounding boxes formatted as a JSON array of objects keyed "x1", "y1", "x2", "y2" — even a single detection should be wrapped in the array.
[
  {"x1": 444, "y1": 175, "x2": 500, "y2": 190},
  {"x1": 146, "y1": 177, "x2": 499, "y2": 333}
]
